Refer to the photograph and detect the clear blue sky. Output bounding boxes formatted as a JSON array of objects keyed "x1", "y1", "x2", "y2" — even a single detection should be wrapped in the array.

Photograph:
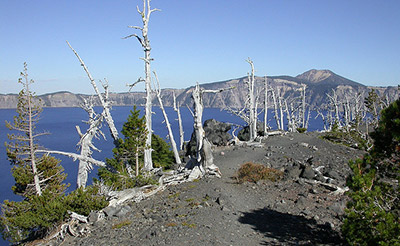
[{"x1": 1, "y1": 0, "x2": 399, "y2": 95}]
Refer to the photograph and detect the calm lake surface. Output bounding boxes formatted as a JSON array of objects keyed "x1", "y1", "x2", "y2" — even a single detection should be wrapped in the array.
[
  {"x1": 0, "y1": 106, "x2": 324, "y2": 203},
  {"x1": 0, "y1": 105, "x2": 323, "y2": 245}
]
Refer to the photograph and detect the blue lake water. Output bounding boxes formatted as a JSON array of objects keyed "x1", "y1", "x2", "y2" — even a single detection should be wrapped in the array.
[{"x1": 0, "y1": 106, "x2": 323, "y2": 245}]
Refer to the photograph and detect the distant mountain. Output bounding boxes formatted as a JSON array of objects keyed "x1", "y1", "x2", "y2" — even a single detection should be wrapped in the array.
[{"x1": 0, "y1": 70, "x2": 398, "y2": 109}]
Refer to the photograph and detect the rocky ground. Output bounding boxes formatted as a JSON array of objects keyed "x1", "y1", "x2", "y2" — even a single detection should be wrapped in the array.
[{"x1": 60, "y1": 132, "x2": 365, "y2": 246}]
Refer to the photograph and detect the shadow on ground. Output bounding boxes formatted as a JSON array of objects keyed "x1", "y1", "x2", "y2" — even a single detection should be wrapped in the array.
[{"x1": 239, "y1": 207, "x2": 344, "y2": 245}]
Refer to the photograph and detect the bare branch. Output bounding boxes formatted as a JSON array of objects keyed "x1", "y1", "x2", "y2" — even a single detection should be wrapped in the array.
[{"x1": 37, "y1": 150, "x2": 106, "y2": 167}]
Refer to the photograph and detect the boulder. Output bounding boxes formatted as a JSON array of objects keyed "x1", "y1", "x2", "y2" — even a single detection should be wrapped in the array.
[
  {"x1": 237, "y1": 122, "x2": 264, "y2": 141},
  {"x1": 284, "y1": 162, "x2": 302, "y2": 180},
  {"x1": 300, "y1": 164, "x2": 315, "y2": 180},
  {"x1": 186, "y1": 119, "x2": 232, "y2": 157},
  {"x1": 203, "y1": 119, "x2": 231, "y2": 146}
]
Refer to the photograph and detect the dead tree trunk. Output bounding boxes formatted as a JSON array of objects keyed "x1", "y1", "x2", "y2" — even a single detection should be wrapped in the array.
[
  {"x1": 301, "y1": 84, "x2": 306, "y2": 128},
  {"x1": 22, "y1": 67, "x2": 42, "y2": 196},
  {"x1": 278, "y1": 88, "x2": 284, "y2": 131},
  {"x1": 125, "y1": 0, "x2": 160, "y2": 171},
  {"x1": 263, "y1": 75, "x2": 269, "y2": 135},
  {"x1": 75, "y1": 97, "x2": 106, "y2": 188},
  {"x1": 271, "y1": 87, "x2": 281, "y2": 130},
  {"x1": 153, "y1": 72, "x2": 181, "y2": 164},
  {"x1": 173, "y1": 91, "x2": 185, "y2": 151},
  {"x1": 326, "y1": 89, "x2": 341, "y2": 128},
  {"x1": 67, "y1": 41, "x2": 119, "y2": 142},
  {"x1": 188, "y1": 83, "x2": 230, "y2": 179},
  {"x1": 226, "y1": 59, "x2": 258, "y2": 141},
  {"x1": 246, "y1": 58, "x2": 257, "y2": 141}
]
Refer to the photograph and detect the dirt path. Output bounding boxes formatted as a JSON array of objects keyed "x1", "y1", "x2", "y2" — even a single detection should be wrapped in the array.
[{"x1": 61, "y1": 132, "x2": 364, "y2": 246}]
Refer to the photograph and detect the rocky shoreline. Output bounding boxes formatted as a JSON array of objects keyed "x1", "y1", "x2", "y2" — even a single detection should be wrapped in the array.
[{"x1": 57, "y1": 132, "x2": 364, "y2": 246}]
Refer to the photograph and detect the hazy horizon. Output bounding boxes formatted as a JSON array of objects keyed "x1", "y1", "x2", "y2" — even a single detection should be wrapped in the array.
[{"x1": 1, "y1": 0, "x2": 399, "y2": 95}]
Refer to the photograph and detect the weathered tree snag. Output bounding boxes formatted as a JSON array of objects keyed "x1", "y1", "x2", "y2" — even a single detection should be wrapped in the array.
[
  {"x1": 173, "y1": 91, "x2": 185, "y2": 151},
  {"x1": 263, "y1": 75, "x2": 269, "y2": 135},
  {"x1": 153, "y1": 71, "x2": 181, "y2": 165},
  {"x1": 124, "y1": 0, "x2": 160, "y2": 171},
  {"x1": 75, "y1": 97, "x2": 106, "y2": 188},
  {"x1": 36, "y1": 96, "x2": 108, "y2": 179},
  {"x1": 226, "y1": 58, "x2": 258, "y2": 141},
  {"x1": 36, "y1": 150, "x2": 106, "y2": 167},
  {"x1": 278, "y1": 88, "x2": 284, "y2": 131},
  {"x1": 326, "y1": 89, "x2": 341, "y2": 128},
  {"x1": 67, "y1": 41, "x2": 119, "y2": 142},
  {"x1": 188, "y1": 83, "x2": 230, "y2": 179},
  {"x1": 301, "y1": 84, "x2": 307, "y2": 128},
  {"x1": 271, "y1": 87, "x2": 281, "y2": 130},
  {"x1": 246, "y1": 58, "x2": 257, "y2": 141}
]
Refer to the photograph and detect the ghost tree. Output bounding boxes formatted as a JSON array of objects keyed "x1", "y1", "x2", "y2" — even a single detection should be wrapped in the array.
[
  {"x1": 227, "y1": 58, "x2": 258, "y2": 141},
  {"x1": 173, "y1": 91, "x2": 185, "y2": 151},
  {"x1": 67, "y1": 41, "x2": 119, "y2": 142},
  {"x1": 263, "y1": 75, "x2": 269, "y2": 135},
  {"x1": 153, "y1": 71, "x2": 181, "y2": 165},
  {"x1": 187, "y1": 83, "x2": 232, "y2": 180},
  {"x1": 270, "y1": 86, "x2": 283, "y2": 131},
  {"x1": 326, "y1": 88, "x2": 341, "y2": 128},
  {"x1": 124, "y1": 0, "x2": 160, "y2": 171},
  {"x1": 75, "y1": 97, "x2": 106, "y2": 188}
]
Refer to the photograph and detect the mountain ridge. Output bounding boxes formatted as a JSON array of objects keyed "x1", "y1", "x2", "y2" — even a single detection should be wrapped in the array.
[{"x1": 0, "y1": 69, "x2": 397, "y2": 109}]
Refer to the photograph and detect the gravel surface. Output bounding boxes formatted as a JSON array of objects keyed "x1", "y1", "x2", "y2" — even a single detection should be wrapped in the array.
[{"x1": 60, "y1": 132, "x2": 365, "y2": 246}]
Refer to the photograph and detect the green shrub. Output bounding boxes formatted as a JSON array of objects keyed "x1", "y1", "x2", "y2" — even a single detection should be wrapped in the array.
[
  {"x1": 322, "y1": 125, "x2": 368, "y2": 150},
  {"x1": 64, "y1": 185, "x2": 108, "y2": 216},
  {"x1": 342, "y1": 99, "x2": 400, "y2": 245},
  {"x1": 235, "y1": 162, "x2": 283, "y2": 183},
  {"x1": 296, "y1": 127, "x2": 307, "y2": 133},
  {"x1": 98, "y1": 106, "x2": 173, "y2": 190},
  {"x1": 151, "y1": 134, "x2": 175, "y2": 170},
  {"x1": 0, "y1": 190, "x2": 67, "y2": 243}
]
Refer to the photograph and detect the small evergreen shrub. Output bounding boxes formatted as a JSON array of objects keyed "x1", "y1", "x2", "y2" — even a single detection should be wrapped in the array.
[
  {"x1": 64, "y1": 185, "x2": 108, "y2": 216},
  {"x1": 98, "y1": 106, "x2": 173, "y2": 190},
  {"x1": 151, "y1": 134, "x2": 175, "y2": 170},
  {"x1": 235, "y1": 162, "x2": 283, "y2": 183},
  {"x1": 342, "y1": 99, "x2": 400, "y2": 245},
  {"x1": 0, "y1": 190, "x2": 67, "y2": 243},
  {"x1": 296, "y1": 127, "x2": 307, "y2": 133},
  {"x1": 322, "y1": 124, "x2": 368, "y2": 150}
]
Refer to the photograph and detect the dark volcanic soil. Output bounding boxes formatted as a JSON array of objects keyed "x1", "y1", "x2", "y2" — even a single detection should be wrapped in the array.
[{"x1": 61, "y1": 132, "x2": 365, "y2": 246}]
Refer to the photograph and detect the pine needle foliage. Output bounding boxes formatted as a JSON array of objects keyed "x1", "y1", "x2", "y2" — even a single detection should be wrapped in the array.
[
  {"x1": 0, "y1": 63, "x2": 68, "y2": 243},
  {"x1": 1, "y1": 64, "x2": 108, "y2": 244},
  {"x1": 98, "y1": 106, "x2": 156, "y2": 190},
  {"x1": 342, "y1": 99, "x2": 400, "y2": 245}
]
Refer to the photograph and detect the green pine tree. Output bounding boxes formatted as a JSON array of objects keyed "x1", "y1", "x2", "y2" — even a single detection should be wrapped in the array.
[
  {"x1": 0, "y1": 63, "x2": 68, "y2": 243},
  {"x1": 98, "y1": 106, "x2": 175, "y2": 190},
  {"x1": 98, "y1": 106, "x2": 154, "y2": 190},
  {"x1": 342, "y1": 99, "x2": 400, "y2": 245}
]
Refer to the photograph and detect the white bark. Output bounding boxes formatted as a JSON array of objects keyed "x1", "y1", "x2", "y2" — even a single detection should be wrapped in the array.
[
  {"x1": 75, "y1": 97, "x2": 106, "y2": 188},
  {"x1": 153, "y1": 71, "x2": 181, "y2": 164},
  {"x1": 278, "y1": 88, "x2": 284, "y2": 131},
  {"x1": 36, "y1": 150, "x2": 106, "y2": 167},
  {"x1": 190, "y1": 83, "x2": 229, "y2": 177},
  {"x1": 271, "y1": 88, "x2": 281, "y2": 130},
  {"x1": 301, "y1": 84, "x2": 306, "y2": 128},
  {"x1": 225, "y1": 58, "x2": 258, "y2": 141},
  {"x1": 326, "y1": 89, "x2": 341, "y2": 127},
  {"x1": 173, "y1": 91, "x2": 185, "y2": 151},
  {"x1": 263, "y1": 76, "x2": 269, "y2": 135},
  {"x1": 125, "y1": 0, "x2": 160, "y2": 171},
  {"x1": 67, "y1": 41, "x2": 119, "y2": 142},
  {"x1": 22, "y1": 68, "x2": 42, "y2": 196},
  {"x1": 246, "y1": 58, "x2": 257, "y2": 141}
]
